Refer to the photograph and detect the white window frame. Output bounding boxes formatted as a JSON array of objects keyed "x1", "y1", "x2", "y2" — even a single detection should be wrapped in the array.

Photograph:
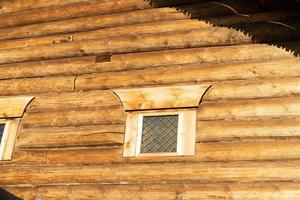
[{"x1": 123, "y1": 109, "x2": 196, "y2": 157}]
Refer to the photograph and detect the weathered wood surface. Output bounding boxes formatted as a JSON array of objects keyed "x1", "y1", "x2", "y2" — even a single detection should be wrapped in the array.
[
  {"x1": 198, "y1": 97, "x2": 300, "y2": 121},
  {"x1": 0, "y1": 56, "x2": 97, "y2": 80},
  {"x1": 114, "y1": 84, "x2": 211, "y2": 110},
  {"x1": 0, "y1": 0, "x2": 298, "y2": 197},
  {"x1": 0, "y1": 0, "x2": 151, "y2": 28},
  {"x1": 0, "y1": 28, "x2": 251, "y2": 64},
  {"x1": 0, "y1": 76, "x2": 75, "y2": 96},
  {"x1": 76, "y1": 57, "x2": 298, "y2": 91},
  {"x1": 5, "y1": 182, "x2": 300, "y2": 200},
  {"x1": 27, "y1": 90, "x2": 119, "y2": 113},
  {"x1": 45, "y1": 139, "x2": 300, "y2": 165},
  {"x1": 0, "y1": 8, "x2": 188, "y2": 40},
  {"x1": 198, "y1": 118, "x2": 300, "y2": 141},
  {"x1": 0, "y1": 161, "x2": 300, "y2": 185},
  {"x1": 0, "y1": 0, "x2": 104, "y2": 14},
  {"x1": 21, "y1": 107, "x2": 125, "y2": 128},
  {"x1": 0, "y1": 20, "x2": 209, "y2": 51},
  {"x1": 17, "y1": 125, "x2": 124, "y2": 148}
]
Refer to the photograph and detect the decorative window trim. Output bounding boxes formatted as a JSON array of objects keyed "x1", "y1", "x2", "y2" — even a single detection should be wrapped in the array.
[
  {"x1": 0, "y1": 96, "x2": 34, "y2": 161},
  {"x1": 114, "y1": 84, "x2": 211, "y2": 158}
]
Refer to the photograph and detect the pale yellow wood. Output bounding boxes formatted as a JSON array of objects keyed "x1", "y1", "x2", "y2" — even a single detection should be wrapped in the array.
[
  {"x1": 0, "y1": 96, "x2": 34, "y2": 118},
  {"x1": 0, "y1": 118, "x2": 20, "y2": 160},
  {"x1": 181, "y1": 110, "x2": 197, "y2": 156},
  {"x1": 114, "y1": 84, "x2": 211, "y2": 111},
  {"x1": 123, "y1": 113, "x2": 139, "y2": 157}
]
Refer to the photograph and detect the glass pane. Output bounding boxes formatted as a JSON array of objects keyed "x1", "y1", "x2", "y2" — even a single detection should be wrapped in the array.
[
  {"x1": 0, "y1": 124, "x2": 5, "y2": 144},
  {"x1": 140, "y1": 115, "x2": 178, "y2": 153}
]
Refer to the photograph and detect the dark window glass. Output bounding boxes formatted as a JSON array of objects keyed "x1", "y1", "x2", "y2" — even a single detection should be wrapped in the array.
[
  {"x1": 0, "y1": 124, "x2": 5, "y2": 144},
  {"x1": 140, "y1": 115, "x2": 178, "y2": 153}
]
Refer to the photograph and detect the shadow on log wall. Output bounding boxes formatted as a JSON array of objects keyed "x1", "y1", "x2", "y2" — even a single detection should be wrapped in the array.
[
  {"x1": 147, "y1": 0, "x2": 300, "y2": 55},
  {"x1": 0, "y1": 188, "x2": 22, "y2": 200}
]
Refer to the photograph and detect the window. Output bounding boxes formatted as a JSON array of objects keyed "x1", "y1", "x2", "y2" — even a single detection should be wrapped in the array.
[
  {"x1": 0, "y1": 96, "x2": 34, "y2": 161},
  {"x1": 114, "y1": 84, "x2": 211, "y2": 157}
]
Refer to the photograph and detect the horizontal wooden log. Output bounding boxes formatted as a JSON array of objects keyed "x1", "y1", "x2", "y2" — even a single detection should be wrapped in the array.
[
  {"x1": 198, "y1": 96, "x2": 300, "y2": 121},
  {"x1": 76, "y1": 57, "x2": 299, "y2": 91},
  {"x1": 27, "y1": 90, "x2": 119, "y2": 113},
  {"x1": 0, "y1": 160, "x2": 300, "y2": 185},
  {"x1": 198, "y1": 118, "x2": 300, "y2": 141},
  {"x1": 17, "y1": 125, "x2": 125, "y2": 148},
  {"x1": 0, "y1": 0, "x2": 112, "y2": 14},
  {"x1": 28, "y1": 182, "x2": 300, "y2": 200},
  {"x1": 0, "y1": 27, "x2": 251, "y2": 64},
  {"x1": 205, "y1": 77, "x2": 300, "y2": 101},
  {"x1": 0, "y1": 56, "x2": 97, "y2": 80},
  {"x1": 21, "y1": 107, "x2": 125, "y2": 128},
  {"x1": 0, "y1": 76, "x2": 75, "y2": 96},
  {"x1": 108, "y1": 44, "x2": 294, "y2": 71},
  {"x1": 0, "y1": 150, "x2": 46, "y2": 166},
  {"x1": 0, "y1": 20, "x2": 210, "y2": 51},
  {"x1": 46, "y1": 139, "x2": 300, "y2": 165},
  {"x1": 0, "y1": 8, "x2": 187, "y2": 40},
  {"x1": 0, "y1": 0, "x2": 151, "y2": 28}
]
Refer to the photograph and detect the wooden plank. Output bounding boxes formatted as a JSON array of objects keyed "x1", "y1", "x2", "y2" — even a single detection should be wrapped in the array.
[
  {"x1": 198, "y1": 118, "x2": 300, "y2": 141},
  {"x1": 47, "y1": 139, "x2": 300, "y2": 165},
  {"x1": 0, "y1": 0, "x2": 151, "y2": 28},
  {"x1": 27, "y1": 90, "x2": 119, "y2": 113},
  {"x1": 0, "y1": 20, "x2": 209, "y2": 51},
  {"x1": 0, "y1": 0, "x2": 113, "y2": 14},
  {"x1": 17, "y1": 125, "x2": 124, "y2": 148},
  {"x1": 29, "y1": 183, "x2": 300, "y2": 200},
  {"x1": 0, "y1": 76, "x2": 75, "y2": 96},
  {"x1": 109, "y1": 44, "x2": 294, "y2": 71},
  {"x1": 0, "y1": 160, "x2": 300, "y2": 185},
  {"x1": 0, "y1": 56, "x2": 97, "y2": 80},
  {"x1": 0, "y1": 119, "x2": 20, "y2": 160},
  {"x1": 21, "y1": 107, "x2": 125, "y2": 128},
  {"x1": 0, "y1": 7, "x2": 187, "y2": 40},
  {"x1": 76, "y1": 58, "x2": 299, "y2": 91},
  {"x1": 205, "y1": 77, "x2": 300, "y2": 101},
  {"x1": 0, "y1": 96, "x2": 34, "y2": 118},
  {"x1": 0, "y1": 150, "x2": 47, "y2": 166},
  {"x1": 0, "y1": 27, "x2": 251, "y2": 64},
  {"x1": 114, "y1": 84, "x2": 211, "y2": 111},
  {"x1": 198, "y1": 97, "x2": 300, "y2": 121}
]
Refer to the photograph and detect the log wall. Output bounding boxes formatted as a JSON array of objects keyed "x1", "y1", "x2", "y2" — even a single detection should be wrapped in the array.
[{"x1": 0, "y1": 0, "x2": 299, "y2": 199}]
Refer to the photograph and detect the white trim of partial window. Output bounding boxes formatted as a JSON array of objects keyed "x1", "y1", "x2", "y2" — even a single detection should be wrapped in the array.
[{"x1": 0, "y1": 118, "x2": 20, "y2": 161}]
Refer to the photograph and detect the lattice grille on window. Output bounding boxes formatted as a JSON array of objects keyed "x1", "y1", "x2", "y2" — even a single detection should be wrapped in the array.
[
  {"x1": 140, "y1": 115, "x2": 178, "y2": 153},
  {"x1": 0, "y1": 124, "x2": 5, "y2": 144}
]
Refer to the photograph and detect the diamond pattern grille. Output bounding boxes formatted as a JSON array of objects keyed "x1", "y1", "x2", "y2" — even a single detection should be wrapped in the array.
[
  {"x1": 140, "y1": 115, "x2": 178, "y2": 153},
  {"x1": 0, "y1": 124, "x2": 5, "y2": 144}
]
